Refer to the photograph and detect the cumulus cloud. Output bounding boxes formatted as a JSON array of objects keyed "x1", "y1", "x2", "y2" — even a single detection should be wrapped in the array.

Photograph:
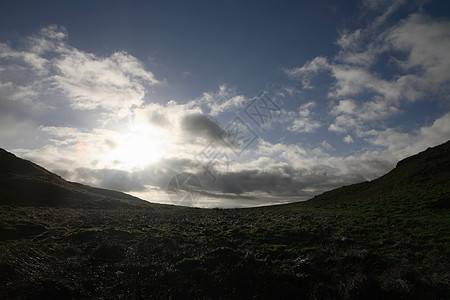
[
  {"x1": 288, "y1": 119, "x2": 321, "y2": 133},
  {"x1": 132, "y1": 101, "x2": 236, "y2": 150},
  {"x1": 285, "y1": 102, "x2": 322, "y2": 133},
  {"x1": 180, "y1": 113, "x2": 225, "y2": 143},
  {"x1": 147, "y1": 110, "x2": 170, "y2": 127},
  {"x1": 0, "y1": 25, "x2": 160, "y2": 118},
  {"x1": 365, "y1": 112, "x2": 450, "y2": 159},
  {"x1": 386, "y1": 13, "x2": 450, "y2": 91},
  {"x1": 190, "y1": 84, "x2": 247, "y2": 116},
  {"x1": 74, "y1": 168, "x2": 147, "y2": 192},
  {"x1": 343, "y1": 135, "x2": 354, "y2": 144},
  {"x1": 284, "y1": 56, "x2": 329, "y2": 89},
  {"x1": 53, "y1": 50, "x2": 158, "y2": 113},
  {"x1": 285, "y1": 3, "x2": 450, "y2": 139},
  {"x1": 328, "y1": 97, "x2": 400, "y2": 133}
]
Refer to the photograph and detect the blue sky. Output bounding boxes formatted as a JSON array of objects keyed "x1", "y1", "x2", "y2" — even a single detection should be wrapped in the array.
[{"x1": 1, "y1": 0, "x2": 449, "y2": 207}]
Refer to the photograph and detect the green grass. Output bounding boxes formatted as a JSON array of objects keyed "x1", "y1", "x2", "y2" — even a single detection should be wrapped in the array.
[{"x1": 1, "y1": 202, "x2": 447, "y2": 299}]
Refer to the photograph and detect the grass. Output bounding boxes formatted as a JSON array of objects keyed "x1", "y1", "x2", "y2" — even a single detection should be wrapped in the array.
[{"x1": 1, "y1": 201, "x2": 448, "y2": 299}]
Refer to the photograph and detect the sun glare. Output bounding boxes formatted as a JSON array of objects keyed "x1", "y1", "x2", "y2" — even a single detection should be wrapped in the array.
[{"x1": 111, "y1": 125, "x2": 167, "y2": 169}]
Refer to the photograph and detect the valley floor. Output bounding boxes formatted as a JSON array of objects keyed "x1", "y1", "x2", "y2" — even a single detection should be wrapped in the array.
[{"x1": 1, "y1": 203, "x2": 448, "y2": 299}]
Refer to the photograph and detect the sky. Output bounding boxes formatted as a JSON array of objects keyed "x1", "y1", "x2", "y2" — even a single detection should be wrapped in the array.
[{"x1": 1, "y1": 0, "x2": 449, "y2": 208}]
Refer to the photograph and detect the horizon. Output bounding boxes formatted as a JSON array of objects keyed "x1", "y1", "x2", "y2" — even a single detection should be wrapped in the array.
[
  {"x1": 1, "y1": 139, "x2": 449, "y2": 209},
  {"x1": 1, "y1": 0, "x2": 450, "y2": 208}
]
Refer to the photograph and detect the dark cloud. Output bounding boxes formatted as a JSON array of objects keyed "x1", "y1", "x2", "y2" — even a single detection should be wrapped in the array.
[
  {"x1": 148, "y1": 110, "x2": 170, "y2": 127},
  {"x1": 180, "y1": 113, "x2": 225, "y2": 143},
  {"x1": 57, "y1": 152, "x2": 385, "y2": 206},
  {"x1": 199, "y1": 190, "x2": 256, "y2": 200},
  {"x1": 158, "y1": 158, "x2": 358, "y2": 199},
  {"x1": 193, "y1": 161, "x2": 374, "y2": 200},
  {"x1": 205, "y1": 168, "x2": 308, "y2": 196},
  {"x1": 72, "y1": 157, "x2": 202, "y2": 194},
  {"x1": 74, "y1": 168, "x2": 146, "y2": 192}
]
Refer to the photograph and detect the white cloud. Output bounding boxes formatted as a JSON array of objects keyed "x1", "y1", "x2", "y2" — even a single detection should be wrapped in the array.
[
  {"x1": 332, "y1": 99, "x2": 357, "y2": 115},
  {"x1": 256, "y1": 139, "x2": 298, "y2": 156},
  {"x1": 284, "y1": 56, "x2": 329, "y2": 88},
  {"x1": 335, "y1": 12, "x2": 450, "y2": 103},
  {"x1": 365, "y1": 0, "x2": 409, "y2": 27},
  {"x1": 321, "y1": 140, "x2": 334, "y2": 151},
  {"x1": 53, "y1": 49, "x2": 159, "y2": 114},
  {"x1": 0, "y1": 43, "x2": 48, "y2": 72},
  {"x1": 253, "y1": 138, "x2": 396, "y2": 190},
  {"x1": 286, "y1": 101, "x2": 322, "y2": 133},
  {"x1": 387, "y1": 14, "x2": 450, "y2": 90},
  {"x1": 365, "y1": 112, "x2": 450, "y2": 160},
  {"x1": 274, "y1": 85, "x2": 303, "y2": 98},
  {"x1": 329, "y1": 97, "x2": 400, "y2": 133},
  {"x1": 209, "y1": 95, "x2": 246, "y2": 116},
  {"x1": 298, "y1": 101, "x2": 315, "y2": 117},
  {"x1": 190, "y1": 84, "x2": 247, "y2": 116},
  {"x1": 1, "y1": 25, "x2": 160, "y2": 118},
  {"x1": 288, "y1": 118, "x2": 321, "y2": 133},
  {"x1": 0, "y1": 81, "x2": 40, "y2": 105},
  {"x1": 336, "y1": 29, "x2": 363, "y2": 50},
  {"x1": 287, "y1": 6, "x2": 450, "y2": 140},
  {"x1": 343, "y1": 135, "x2": 354, "y2": 144},
  {"x1": 328, "y1": 114, "x2": 359, "y2": 133}
]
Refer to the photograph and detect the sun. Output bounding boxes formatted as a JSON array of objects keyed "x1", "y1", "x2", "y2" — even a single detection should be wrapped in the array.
[{"x1": 111, "y1": 125, "x2": 167, "y2": 169}]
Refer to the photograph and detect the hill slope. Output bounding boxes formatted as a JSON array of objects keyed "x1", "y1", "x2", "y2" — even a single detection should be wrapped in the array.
[
  {"x1": 0, "y1": 148, "x2": 153, "y2": 208},
  {"x1": 0, "y1": 142, "x2": 449, "y2": 299},
  {"x1": 292, "y1": 140, "x2": 450, "y2": 214}
]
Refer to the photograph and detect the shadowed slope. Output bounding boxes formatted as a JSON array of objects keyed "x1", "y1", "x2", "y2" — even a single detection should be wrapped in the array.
[
  {"x1": 0, "y1": 148, "x2": 153, "y2": 208},
  {"x1": 288, "y1": 140, "x2": 450, "y2": 213}
]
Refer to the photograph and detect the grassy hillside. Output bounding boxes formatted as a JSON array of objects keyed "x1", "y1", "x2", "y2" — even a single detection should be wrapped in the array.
[{"x1": 0, "y1": 142, "x2": 449, "y2": 299}]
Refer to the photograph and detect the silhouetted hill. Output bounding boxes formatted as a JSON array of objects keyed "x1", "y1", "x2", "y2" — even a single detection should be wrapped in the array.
[
  {"x1": 0, "y1": 148, "x2": 152, "y2": 208},
  {"x1": 288, "y1": 140, "x2": 450, "y2": 212}
]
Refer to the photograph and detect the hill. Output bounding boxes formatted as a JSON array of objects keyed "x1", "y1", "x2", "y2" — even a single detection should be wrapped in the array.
[
  {"x1": 0, "y1": 148, "x2": 154, "y2": 208},
  {"x1": 289, "y1": 140, "x2": 450, "y2": 213},
  {"x1": 0, "y1": 142, "x2": 449, "y2": 299}
]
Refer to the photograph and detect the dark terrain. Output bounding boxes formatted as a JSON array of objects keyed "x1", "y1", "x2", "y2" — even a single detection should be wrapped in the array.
[{"x1": 0, "y1": 142, "x2": 449, "y2": 299}]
